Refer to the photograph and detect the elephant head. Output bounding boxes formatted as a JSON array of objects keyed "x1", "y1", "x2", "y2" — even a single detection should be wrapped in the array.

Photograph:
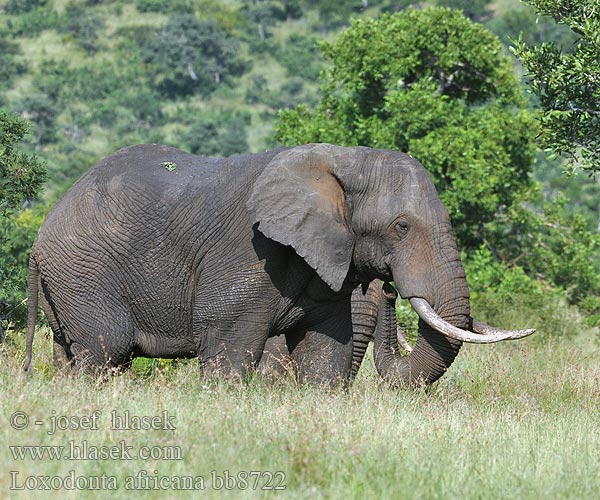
[{"x1": 248, "y1": 143, "x2": 533, "y2": 386}]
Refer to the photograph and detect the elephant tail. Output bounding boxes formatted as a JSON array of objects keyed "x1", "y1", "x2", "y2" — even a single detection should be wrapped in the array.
[{"x1": 22, "y1": 256, "x2": 39, "y2": 372}]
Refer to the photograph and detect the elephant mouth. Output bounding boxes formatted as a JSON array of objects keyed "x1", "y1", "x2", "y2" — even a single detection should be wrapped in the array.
[{"x1": 383, "y1": 282, "x2": 536, "y2": 344}]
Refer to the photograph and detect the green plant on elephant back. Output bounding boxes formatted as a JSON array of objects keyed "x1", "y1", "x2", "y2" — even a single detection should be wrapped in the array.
[{"x1": 275, "y1": 7, "x2": 537, "y2": 252}]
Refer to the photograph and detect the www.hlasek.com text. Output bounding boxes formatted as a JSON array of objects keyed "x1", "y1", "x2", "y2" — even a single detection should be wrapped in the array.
[{"x1": 10, "y1": 440, "x2": 182, "y2": 461}]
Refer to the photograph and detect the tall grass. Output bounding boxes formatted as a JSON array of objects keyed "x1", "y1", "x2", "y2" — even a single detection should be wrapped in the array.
[{"x1": 2, "y1": 323, "x2": 599, "y2": 499}]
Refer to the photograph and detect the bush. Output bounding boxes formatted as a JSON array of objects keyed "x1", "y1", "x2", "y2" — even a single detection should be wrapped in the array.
[
  {"x1": 279, "y1": 34, "x2": 323, "y2": 80},
  {"x1": 0, "y1": 205, "x2": 48, "y2": 332},
  {"x1": 0, "y1": 34, "x2": 26, "y2": 87},
  {"x1": 60, "y1": 2, "x2": 104, "y2": 54},
  {"x1": 485, "y1": 194, "x2": 600, "y2": 310},
  {"x1": 142, "y1": 14, "x2": 249, "y2": 97},
  {"x1": 0, "y1": 110, "x2": 46, "y2": 214},
  {"x1": 3, "y1": 0, "x2": 47, "y2": 14},
  {"x1": 5, "y1": 5, "x2": 59, "y2": 37},
  {"x1": 181, "y1": 110, "x2": 250, "y2": 157},
  {"x1": 463, "y1": 245, "x2": 586, "y2": 338}
]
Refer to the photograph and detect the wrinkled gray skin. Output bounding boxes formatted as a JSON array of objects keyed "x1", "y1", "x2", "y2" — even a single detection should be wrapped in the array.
[
  {"x1": 259, "y1": 280, "x2": 393, "y2": 380},
  {"x1": 24, "y1": 143, "x2": 471, "y2": 386}
]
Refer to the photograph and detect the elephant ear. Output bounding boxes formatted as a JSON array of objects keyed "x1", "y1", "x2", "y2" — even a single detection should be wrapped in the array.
[{"x1": 248, "y1": 143, "x2": 354, "y2": 292}]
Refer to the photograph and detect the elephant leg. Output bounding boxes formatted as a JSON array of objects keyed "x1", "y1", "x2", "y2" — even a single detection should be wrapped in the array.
[
  {"x1": 287, "y1": 310, "x2": 353, "y2": 386},
  {"x1": 257, "y1": 335, "x2": 293, "y2": 380},
  {"x1": 52, "y1": 338, "x2": 73, "y2": 375},
  {"x1": 197, "y1": 323, "x2": 269, "y2": 381},
  {"x1": 59, "y1": 309, "x2": 134, "y2": 375}
]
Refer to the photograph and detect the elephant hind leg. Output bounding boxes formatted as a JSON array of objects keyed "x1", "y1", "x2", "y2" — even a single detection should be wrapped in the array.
[
  {"x1": 53, "y1": 338, "x2": 74, "y2": 375},
  {"x1": 257, "y1": 335, "x2": 294, "y2": 381},
  {"x1": 54, "y1": 304, "x2": 135, "y2": 375}
]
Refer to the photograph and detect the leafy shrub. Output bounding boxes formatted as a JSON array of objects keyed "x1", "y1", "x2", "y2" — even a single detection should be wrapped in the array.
[
  {"x1": 434, "y1": 0, "x2": 492, "y2": 22},
  {"x1": 245, "y1": 75, "x2": 269, "y2": 105},
  {"x1": 464, "y1": 245, "x2": 589, "y2": 338},
  {"x1": 0, "y1": 111, "x2": 46, "y2": 334},
  {"x1": 3, "y1": 0, "x2": 47, "y2": 14},
  {"x1": 240, "y1": 0, "x2": 286, "y2": 43},
  {"x1": 486, "y1": 194, "x2": 600, "y2": 309},
  {"x1": 60, "y1": 2, "x2": 104, "y2": 54},
  {"x1": 0, "y1": 34, "x2": 26, "y2": 87},
  {"x1": 279, "y1": 34, "x2": 322, "y2": 79},
  {"x1": 0, "y1": 205, "x2": 48, "y2": 332},
  {"x1": 5, "y1": 5, "x2": 59, "y2": 37},
  {"x1": 0, "y1": 110, "x2": 46, "y2": 214},
  {"x1": 487, "y1": 4, "x2": 578, "y2": 50},
  {"x1": 181, "y1": 111, "x2": 250, "y2": 157},
  {"x1": 14, "y1": 94, "x2": 60, "y2": 146},
  {"x1": 135, "y1": 0, "x2": 192, "y2": 13},
  {"x1": 142, "y1": 14, "x2": 249, "y2": 97}
]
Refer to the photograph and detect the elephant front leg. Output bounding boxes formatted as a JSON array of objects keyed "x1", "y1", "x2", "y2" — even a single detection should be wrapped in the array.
[
  {"x1": 286, "y1": 311, "x2": 353, "y2": 386},
  {"x1": 196, "y1": 322, "x2": 269, "y2": 381},
  {"x1": 257, "y1": 335, "x2": 293, "y2": 379}
]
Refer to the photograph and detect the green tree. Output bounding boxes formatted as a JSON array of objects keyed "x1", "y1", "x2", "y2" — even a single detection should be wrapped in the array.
[
  {"x1": 276, "y1": 8, "x2": 536, "y2": 249},
  {"x1": 142, "y1": 15, "x2": 248, "y2": 97},
  {"x1": 434, "y1": 0, "x2": 492, "y2": 22},
  {"x1": 0, "y1": 111, "x2": 46, "y2": 215},
  {"x1": 302, "y1": 0, "x2": 369, "y2": 34},
  {"x1": 0, "y1": 32, "x2": 26, "y2": 96},
  {"x1": 0, "y1": 111, "x2": 46, "y2": 337},
  {"x1": 3, "y1": 0, "x2": 47, "y2": 14},
  {"x1": 512, "y1": 0, "x2": 600, "y2": 174},
  {"x1": 61, "y1": 1, "x2": 104, "y2": 55},
  {"x1": 181, "y1": 111, "x2": 250, "y2": 157},
  {"x1": 487, "y1": 3, "x2": 577, "y2": 49},
  {"x1": 279, "y1": 34, "x2": 322, "y2": 79},
  {"x1": 241, "y1": 0, "x2": 286, "y2": 43},
  {"x1": 15, "y1": 94, "x2": 59, "y2": 147}
]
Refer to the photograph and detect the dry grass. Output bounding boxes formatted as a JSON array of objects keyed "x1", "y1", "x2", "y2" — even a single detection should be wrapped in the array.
[{"x1": 2, "y1": 322, "x2": 600, "y2": 499}]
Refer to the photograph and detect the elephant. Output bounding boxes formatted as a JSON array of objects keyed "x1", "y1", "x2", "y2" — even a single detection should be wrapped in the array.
[{"x1": 23, "y1": 143, "x2": 534, "y2": 386}]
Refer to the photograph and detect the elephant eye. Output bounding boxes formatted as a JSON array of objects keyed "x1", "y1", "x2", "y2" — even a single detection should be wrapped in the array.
[{"x1": 395, "y1": 221, "x2": 409, "y2": 234}]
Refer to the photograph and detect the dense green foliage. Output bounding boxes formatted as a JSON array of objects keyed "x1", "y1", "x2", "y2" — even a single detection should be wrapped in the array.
[
  {"x1": 513, "y1": 0, "x2": 600, "y2": 173},
  {"x1": 142, "y1": 14, "x2": 248, "y2": 97},
  {"x1": 0, "y1": 111, "x2": 46, "y2": 334},
  {"x1": 0, "y1": 111, "x2": 46, "y2": 215}
]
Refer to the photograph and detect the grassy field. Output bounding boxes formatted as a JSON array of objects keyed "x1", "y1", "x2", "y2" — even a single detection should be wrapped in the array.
[{"x1": 2, "y1": 324, "x2": 600, "y2": 499}]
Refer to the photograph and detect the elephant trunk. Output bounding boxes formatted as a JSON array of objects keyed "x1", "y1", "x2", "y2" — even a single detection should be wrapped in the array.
[
  {"x1": 349, "y1": 284, "x2": 380, "y2": 379},
  {"x1": 374, "y1": 265, "x2": 469, "y2": 387},
  {"x1": 373, "y1": 276, "x2": 535, "y2": 386}
]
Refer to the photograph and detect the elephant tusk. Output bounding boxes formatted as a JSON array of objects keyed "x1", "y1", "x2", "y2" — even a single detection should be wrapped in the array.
[
  {"x1": 409, "y1": 298, "x2": 536, "y2": 343},
  {"x1": 469, "y1": 317, "x2": 535, "y2": 339}
]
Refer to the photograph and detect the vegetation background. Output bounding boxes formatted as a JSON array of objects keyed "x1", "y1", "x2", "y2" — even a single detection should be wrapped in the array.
[{"x1": 1, "y1": 0, "x2": 599, "y2": 498}]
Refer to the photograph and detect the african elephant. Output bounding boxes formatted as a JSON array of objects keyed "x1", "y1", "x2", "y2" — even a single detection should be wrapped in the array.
[{"x1": 23, "y1": 143, "x2": 534, "y2": 386}]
